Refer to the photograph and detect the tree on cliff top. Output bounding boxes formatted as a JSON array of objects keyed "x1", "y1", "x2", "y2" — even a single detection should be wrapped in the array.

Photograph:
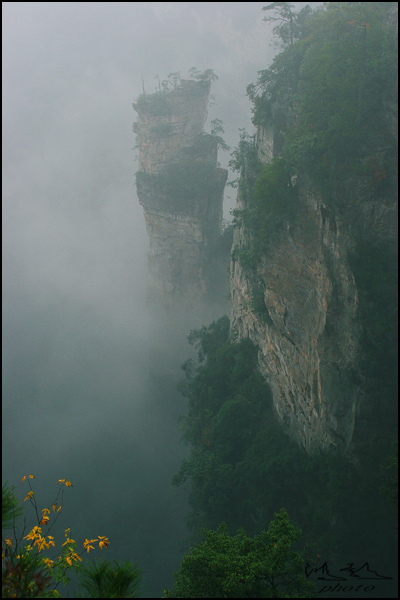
[
  {"x1": 262, "y1": 2, "x2": 301, "y2": 48},
  {"x1": 188, "y1": 67, "x2": 218, "y2": 82}
]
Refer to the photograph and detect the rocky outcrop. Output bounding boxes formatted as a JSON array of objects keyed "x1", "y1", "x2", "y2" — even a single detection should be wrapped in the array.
[
  {"x1": 230, "y1": 121, "x2": 397, "y2": 455},
  {"x1": 229, "y1": 3, "x2": 398, "y2": 457},
  {"x1": 133, "y1": 80, "x2": 227, "y2": 316}
]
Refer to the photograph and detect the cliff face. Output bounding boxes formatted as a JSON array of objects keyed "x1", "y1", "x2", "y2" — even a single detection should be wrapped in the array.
[
  {"x1": 230, "y1": 121, "x2": 397, "y2": 455},
  {"x1": 133, "y1": 80, "x2": 227, "y2": 316},
  {"x1": 229, "y1": 2, "x2": 398, "y2": 457},
  {"x1": 230, "y1": 136, "x2": 358, "y2": 453}
]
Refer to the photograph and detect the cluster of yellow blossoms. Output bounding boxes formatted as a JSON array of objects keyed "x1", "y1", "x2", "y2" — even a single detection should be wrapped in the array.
[{"x1": 3, "y1": 474, "x2": 109, "y2": 579}]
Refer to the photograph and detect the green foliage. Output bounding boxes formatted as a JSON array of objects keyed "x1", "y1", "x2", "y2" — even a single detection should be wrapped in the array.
[
  {"x1": 232, "y1": 1, "x2": 397, "y2": 302},
  {"x1": 77, "y1": 559, "x2": 143, "y2": 598},
  {"x1": 2, "y1": 483, "x2": 24, "y2": 530},
  {"x1": 135, "y1": 92, "x2": 170, "y2": 116},
  {"x1": 175, "y1": 316, "x2": 275, "y2": 531},
  {"x1": 176, "y1": 318, "x2": 354, "y2": 544},
  {"x1": 162, "y1": 72, "x2": 181, "y2": 90},
  {"x1": 185, "y1": 314, "x2": 231, "y2": 364},
  {"x1": 2, "y1": 549, "x2": 55, "y2": 598},
  {"x1": 228, "y1": 129, "x2": 260, "y2": 191},
  {"x1": 262, "y1": 2, "x2": 299, "y2": 48},
  {"x1": 135, "y1": 68, "x2": 218, "y2": 114},
  {"x1": 2, "y1": 483, "x2": 58, "y2": 598},
  {"x1": 254, "y1": 157, "x2": 297, "y2": 216},
  {"x1": 251, "y1": 2, "x2": 398, "y2": 196},
  {"x1": 161, "y1": 160, "x2": 222, "y2": 200},
  {"x1": 247, "y1": 7, "x2": 320, "y2": 127},
  {"x1": 289, "y1": 5, "x2": 396, "y2": 187},
  {"x1": 136, "y1": 156, "x2": 224, "y2": 215},
  {"x1": 188, "y1": 67, "x2": 218, "y2": 82},
  {"x1": 180, "y1": 318, "x2": 268, "y2": 453},
  {"x1": 210, "y1": 119, "x2": 230, "y2": 152},
  {"x1": 232, "y1": 157, "x2": 298, "y2": 269},
  {"x1": 173, "y1": 312, "x2": 398, "y2": 583},
  {"x1": 1, "y1": 478, "x2": 139, "y2": 599},
  {"x1": 210, "y1": 118, "x2": 224, "y2": 136},
  {"x1": 163, "y1": 509, "x2": 316, "y2": 598},
  {"x1": 230, "y1": 245, "x2": 259, "y2": 272},
  {"x1": 250, "y1": 280, "x2": 273, "y2": 324}
]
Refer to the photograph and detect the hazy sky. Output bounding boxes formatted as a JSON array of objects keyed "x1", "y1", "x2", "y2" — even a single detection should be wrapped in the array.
[
  {"x1": 2, "y1": 2, "x2": 314, "y2": 596},
  {"x1": 2, "y1": 0, "x2": 274, "y2": 470}
]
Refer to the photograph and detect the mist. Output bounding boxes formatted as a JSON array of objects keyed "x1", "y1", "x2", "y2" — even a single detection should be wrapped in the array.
[{"x1": 2, "y1": 2, "x2": 288, "y2": 596}]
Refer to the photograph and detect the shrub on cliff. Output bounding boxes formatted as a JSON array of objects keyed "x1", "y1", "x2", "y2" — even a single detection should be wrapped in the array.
[
  {"x1": 134, "y1": 92, "x2": 170, "y2": 116},
  {"x1": 232, "y1": 157, "x2": 298, "y2": 270},
  {"x1": 136, "y1": 160, "x2": 224, "y2": 207}
]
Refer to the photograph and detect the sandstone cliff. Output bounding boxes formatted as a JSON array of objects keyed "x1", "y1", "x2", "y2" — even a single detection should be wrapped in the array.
[
  {"x1": 230, "y1": 126, "x2": 397, "y2": 455},
  {"x1": 229, "y1": 3, "x2": 398, "y2": 456},
  {"x1": 133, "y1": 79, "x2": 228, "y2": 317},
  {"x1": 230, "y1": 142, "x2": 359, "y2": 453}
]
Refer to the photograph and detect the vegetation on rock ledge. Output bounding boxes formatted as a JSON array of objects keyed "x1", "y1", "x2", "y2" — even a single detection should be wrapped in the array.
[{"x1": 230, "y1": 1, "x2": 397, "y2": 267}]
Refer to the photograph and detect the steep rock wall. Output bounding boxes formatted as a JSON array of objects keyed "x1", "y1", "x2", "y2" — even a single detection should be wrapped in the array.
[
  {"x1": 230, "y1": 123, "x2": 397, "y2": 455},
  {"x1": 133, "y1": 80, "x2": 227, "y2": 315}
]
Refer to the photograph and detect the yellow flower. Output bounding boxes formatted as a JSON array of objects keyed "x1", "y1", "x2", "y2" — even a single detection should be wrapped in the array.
[
  {"x1": 21, "y1": 475, "x2": 26, "y2": 483},
  {"x1": 40, "y1": 515, "x2": 50, "y2": 526},
  {"x1": 24, "y1": 526, "x2": 42, "y2": 541},
  {"x1": 29, "y1": 474, "x2": 35, "y2": 479},
  {"x1": 98, "y1": 536, "x2": 110, "y2": 550},
  {"x1": 5, "y1": 538, "x2": 13, "y2": 547},
  {"x1": 23, "y1": 490, "x2": 34, "y2": 502},
  {"x1": 35, "y1": 537, "x2": 47, "y2": 552},
  {"x1": 57, "y1": 479, "x2": 73, "y2": 487},
  {"x1": 42, "y1": 558, "x2": 54, "y2": 569},
  {"x1": 62, "y1": 537, "x2": 76, "y2": 547},
  {"x1": 66, "y1": 552, "x2": 82, "y2": 566},
  {"x1": 83, "y1": 539, "x2": 98, "y2": 553},
  {"x1": 40, "y1": 508, "x2": 51, "y2": 525}
]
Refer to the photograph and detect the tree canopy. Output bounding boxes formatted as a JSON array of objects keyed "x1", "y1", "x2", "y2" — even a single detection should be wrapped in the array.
[
  {"x1": 249, "y1": 2, "x2": 397, "y2": 195},
  {"x1": 163, "y1": 509, "x2": 316, "y2": 598}
]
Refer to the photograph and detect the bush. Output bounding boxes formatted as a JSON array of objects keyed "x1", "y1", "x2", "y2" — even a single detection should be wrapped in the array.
[
  {"x1": 77, "y1": 559, "x2": 143, "y2": 598},
  {"x1": 163, "y1": 509, "x2": 316, "y2": 598}
]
